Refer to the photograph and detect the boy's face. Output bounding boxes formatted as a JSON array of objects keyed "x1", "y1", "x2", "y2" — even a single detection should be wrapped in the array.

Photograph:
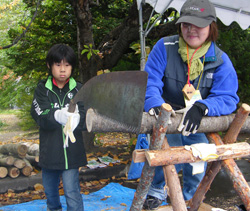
[{"x1": 49, "y1": 59, "x2": 72, "y2": 88}]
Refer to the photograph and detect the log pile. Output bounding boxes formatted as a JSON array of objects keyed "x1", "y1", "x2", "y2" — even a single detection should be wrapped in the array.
[{"x1": 0, "y1": 143, "x2": 39, "y2": 179}]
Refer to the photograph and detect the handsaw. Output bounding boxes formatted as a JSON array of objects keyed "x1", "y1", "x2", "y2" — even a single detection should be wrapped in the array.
[{"x1": 67, "y1": 71, "x2": 148, "y2": 134}]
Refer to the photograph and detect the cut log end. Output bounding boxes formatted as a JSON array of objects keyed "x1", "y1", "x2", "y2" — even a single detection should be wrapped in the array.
[
  {"x1": 0, "y1": 167, "x2": 8, "y2": 178},
  {"x1": 242, "y1": 103, "x2": 250, "y2": 112},
  {"x1": 22, "y1": 166, "x2": 33, "y2": 177},
  {"x1": 86, "y1": 108, "x2": 94, "y2": 132},
  {"x1": 162, "y1": 103, "x2": 172, "y2": 112},
  {"x1": 8, "y1": 167, "x2": 20, "y2": 178}
]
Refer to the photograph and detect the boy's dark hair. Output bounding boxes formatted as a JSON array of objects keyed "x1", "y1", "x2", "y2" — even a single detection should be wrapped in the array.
[{"x1": 46, "y1": 44, "x2": 77, "y2": 76}]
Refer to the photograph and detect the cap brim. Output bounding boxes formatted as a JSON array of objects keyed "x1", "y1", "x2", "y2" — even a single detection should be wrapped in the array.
[{"x1": 176, "y1": 16, "x2": 212, "y2": 28}]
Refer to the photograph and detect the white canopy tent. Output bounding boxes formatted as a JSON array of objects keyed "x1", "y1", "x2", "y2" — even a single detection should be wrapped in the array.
[{"x1": 137, "y1": 0, "x2": 250, "y2": 70}]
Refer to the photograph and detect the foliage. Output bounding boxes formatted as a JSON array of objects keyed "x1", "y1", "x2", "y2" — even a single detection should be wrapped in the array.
[
  {"x1": 81, "y1": 44, "x2": 100, "y2": 60},
  {"x1": 1, "y1": 0, "x2": 250, "y2": 131},
  {"x1": 217, "y1": 22, "x2": 250, "y2": 105}
]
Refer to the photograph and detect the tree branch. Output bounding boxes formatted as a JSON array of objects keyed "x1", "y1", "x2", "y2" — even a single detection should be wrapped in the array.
[{"x1": 0, "y1": 0, "x2": 41, "y2": 50}]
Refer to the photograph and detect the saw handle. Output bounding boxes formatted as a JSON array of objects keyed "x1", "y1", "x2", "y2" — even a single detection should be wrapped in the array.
[{"x1": 68, "y1": 99, "x2": 77, "y2": 113}]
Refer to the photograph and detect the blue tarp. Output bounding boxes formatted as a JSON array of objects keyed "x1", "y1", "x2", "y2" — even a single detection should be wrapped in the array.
[{"x1": 1, "y1": 183, "x2": 136, "y2": 211}]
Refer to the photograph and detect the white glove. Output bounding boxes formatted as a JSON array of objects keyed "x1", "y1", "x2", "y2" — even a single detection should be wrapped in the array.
[
  {"x1": 54, "y1": 107, "x2": 71, "y2": 126},
  {"x1": 176, "y1": 106, "x2": 193, "y2": 136},
  {"x1": 63, "y1": 112, "x2": 80, "y2": 147}
]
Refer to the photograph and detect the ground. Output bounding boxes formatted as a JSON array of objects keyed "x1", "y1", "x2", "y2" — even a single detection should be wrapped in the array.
[{"x1": 0, "y1": 113, "x2": 249, "y2": 210}]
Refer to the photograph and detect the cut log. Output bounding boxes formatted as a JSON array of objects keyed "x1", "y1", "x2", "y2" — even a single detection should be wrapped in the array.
[
  {"x1": 162, "y1": 137, "x2": 187, "y2": 211},
  {"x1": 132, "y1": 149, "x2": 147, "y2": 163},
  {"x1": 223, "y1": 103, "x2": 250, "y2": 143},
  {"x1": 0, "y1": 166, "x2": 8, "y2": 178},
  {"x1": 0, "y1": 153, "x2": 15, "y2": 166},
  {"x1": 25, "y1": 154, "x2": 39, "y2": 165},
  {"x1": 209, "y1": 133, "x2": 250, "y2": 211},
  {"x1": 21, "y1": 142, "x2": 39, "y2": 156},
  {"x1": 143, "y1": 142, "x2": 250, "y2": 167},
  {"x1": 189, "y1": 103, "x2": 250, "y2": 211},
  {"x1": 86, "y1": 109, "x2": 250, "y2": 134},
  {"x1": 14, "y1": 158, "x2": 26, "y2": 169},
  {"x1": 21, "y1": 158, "x2": 33, "y2": 177},
  {"x1": 0, "y1": 143, "x2": 28, "y2": 158},
  {"x1": 130, "y1": 103, "x2": 172, "y2": 211},
  {"x1": 8, "y1": 166, "x2": 20, "y2": 178}
]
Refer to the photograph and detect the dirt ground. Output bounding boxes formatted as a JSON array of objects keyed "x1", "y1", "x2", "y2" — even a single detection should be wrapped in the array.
[{"x1": 0, "y1": 113, "x2": 249, "y2": 210}]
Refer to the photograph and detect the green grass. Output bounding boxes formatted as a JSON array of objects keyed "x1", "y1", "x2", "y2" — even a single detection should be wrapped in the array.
[{"x1": 0, "y1": 109, "x2": 21, "y2": 115}]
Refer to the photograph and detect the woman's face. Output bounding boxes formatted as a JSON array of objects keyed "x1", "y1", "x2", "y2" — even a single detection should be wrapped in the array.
[{"x1": 181, "y1": 23, "x2": 210, "y2": 49}]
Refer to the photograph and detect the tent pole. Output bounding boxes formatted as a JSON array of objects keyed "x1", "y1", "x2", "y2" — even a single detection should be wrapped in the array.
[{"x1": 139, "y1": 5, "x2": 146, "y2": 71}]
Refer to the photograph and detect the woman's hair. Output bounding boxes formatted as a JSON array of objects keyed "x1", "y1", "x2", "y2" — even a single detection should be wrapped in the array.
[
  {"x1": 46, "y1": 44, "x2": 77, "y2": 75},
  {"x1": 178, "y1": 21, "x2": 219, "y2": 42}
]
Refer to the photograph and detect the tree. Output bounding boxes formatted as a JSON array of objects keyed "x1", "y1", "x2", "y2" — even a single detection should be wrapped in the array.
[{"x1": 1, "y1": 0, "x2": 250, "y2": 150}]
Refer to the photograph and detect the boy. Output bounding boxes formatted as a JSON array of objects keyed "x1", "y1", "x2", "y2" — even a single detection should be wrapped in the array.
[{"x1": 31, "y1": 44, "x2": 87, "y2": 211}]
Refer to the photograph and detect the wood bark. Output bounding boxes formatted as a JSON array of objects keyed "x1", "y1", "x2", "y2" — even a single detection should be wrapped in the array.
[
  {"x1": 0, "y1": 166, "x2": 8, "y2": 178},
  {"x1": 142, "y1": 142, "x2": 250, "y2": 166},
  {"x1": 162, "y1": 137, "x2": 187, "y2": 211},
  {"x1": 0, "y1": 153, "x2": 15, "y2": 166},
  {"x1": 86, "y1": 109, "x2": 250, "y2": 134},
  {"x1": 189, "y1": 104, "x2": 250, "y2": 211},
  {"x1": 8, "y1": 166, "x2": 20, "y2": 178},
  {"x1": 0, "y1": 144, "x2": 27, "y2": 158},
  {"x1": 130, "y1": 103, "x2": 172, "y2": 211}
]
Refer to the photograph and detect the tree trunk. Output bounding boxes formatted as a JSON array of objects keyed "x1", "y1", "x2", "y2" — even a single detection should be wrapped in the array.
[
  {"x1": 0, "y1": 144, "x2": 27, "y2": 158},
  {"x1": 69, "y1": 0, "x2": 97, "y2": 84},
  {"x1": 0, "y1": 167, "x2": 8, "y2": 178},
  {"x1": 0, "y1": 153, "x2": 15, "y2": 166},
  {"x1": 86, "y1": 109, "x2": 250, "y2": 134}
]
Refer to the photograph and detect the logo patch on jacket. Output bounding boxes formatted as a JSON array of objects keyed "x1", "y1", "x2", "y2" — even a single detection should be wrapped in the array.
[
  {"x1": 206, "y1": 73, "x2": 213, "y2": 79},
  {"x1": 68, "y1": 92, "x2": 74, "y2": 99}
]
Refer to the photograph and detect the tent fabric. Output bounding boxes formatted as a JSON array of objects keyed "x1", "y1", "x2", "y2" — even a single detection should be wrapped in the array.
[
  {"x1": 137, "y1": 0, "x2": 250, "y2": 30},
  {"x1": 0, "y1": 183, "x2": 167, "y2": 211}
]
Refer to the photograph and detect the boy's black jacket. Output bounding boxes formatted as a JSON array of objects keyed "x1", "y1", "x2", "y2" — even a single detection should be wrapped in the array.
[{"x1": 31, "y1": 76, "x2": 87, "y2": 170}]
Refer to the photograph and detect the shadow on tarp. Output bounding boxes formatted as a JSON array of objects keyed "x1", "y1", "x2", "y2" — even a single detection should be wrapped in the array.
[{"x1": 0, "y1": 183, "x2": 145, "y2": 211}]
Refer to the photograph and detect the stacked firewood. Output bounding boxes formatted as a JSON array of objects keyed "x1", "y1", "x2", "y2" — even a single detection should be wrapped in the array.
[{"x1": 0, "y1": 142, "x2": 39, "y2": 179}]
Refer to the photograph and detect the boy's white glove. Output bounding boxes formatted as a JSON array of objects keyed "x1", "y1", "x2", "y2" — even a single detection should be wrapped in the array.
[
  {"x1": 63, "y1": 113, "x2": 80, "y2": 147},
  {"x1": 54, "y1": 106, "x2": 80, "y2": 147},
  {"x1": 54, "y1": 107, "x2": 71, "y2": 126}
]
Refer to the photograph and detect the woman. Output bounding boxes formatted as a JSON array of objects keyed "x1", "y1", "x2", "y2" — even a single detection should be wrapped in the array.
[{"x1": 143, "y1": 0, "x2": 239, "y2": 209}]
